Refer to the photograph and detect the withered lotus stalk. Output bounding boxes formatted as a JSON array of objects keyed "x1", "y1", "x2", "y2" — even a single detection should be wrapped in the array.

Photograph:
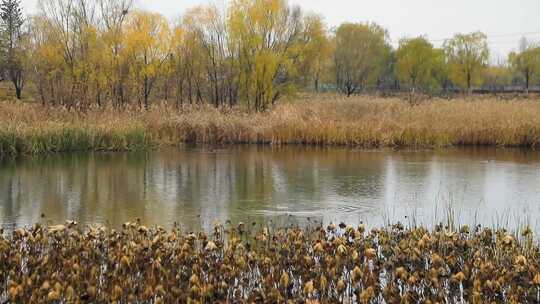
[{"x1": 0, "y1": 221, "x2": 539, "y2": 303}]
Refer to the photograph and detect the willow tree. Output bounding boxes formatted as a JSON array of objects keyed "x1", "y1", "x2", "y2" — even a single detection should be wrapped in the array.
[
  {"x1": 396, "y1": 37, "x2": 438, "y2": 92},
  {"x1": 228, "y1": 0, "x2": 306, "y2": 111},
  {"x1": 123, "y1": 10, "x2": 170, "y2": 109},
  {"x1": 26, "y1": 15, "x2": 64, "y2": 105},
  {"x1": 444, "y1": 32, "x2": 489, "y2": 94},
  {"x1": 169, "y1": 24, "x2": 190, "y2": 106},
  {"x1": 297, "y1": 14, "x2": 331, "y2": 92},
  {"x1": 483, "y1": 64, "x2": 511, "y2": 93},
  {"x1": 182, "y1": 5, "x2": 232, "y2": 107},
  {"x1": 37, "y1": 0, "x2": 101, "y2": 107},
  {"x1": 432, "y1": 48, "x2": 451, "y2": 93},
  {"x1": 98, "y1": 0, "x2": 133, "y2": 106},
  {"x1": 173, "y1": 13, "x2": 207, "y2": 105},
  {"x1": 509, "y1": 46, "x2": 540, "y2": 93},
  {"x1": 333, "y1": 22, "x2": 389, "y2": 96}
]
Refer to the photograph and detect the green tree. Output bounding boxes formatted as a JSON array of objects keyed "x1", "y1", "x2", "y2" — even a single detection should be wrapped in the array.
[
  {"x1": 509, "y1": 44, "x2": 540, "y2": 93},
  {"x1": 444, "y1": 32, "x2": 489, "y2": 93},
  {"x1": 396, "y1": 37, "x2": 438, "y2": 92},
  {"x1": 431, "y1": 48, "x2": 451, "y2": 92},
  {"x1": 376, "y1": 45, "x2": 396, "y2": 92},
  {"x1": 483, "y1": 64, "x2": 511, "y2": 93},
  {"x1": 333, "y1": 22, "x2": 389, "y2": 96},
  {"x1": 0, "y1": 0, "x2": 25, "y2": 99}
]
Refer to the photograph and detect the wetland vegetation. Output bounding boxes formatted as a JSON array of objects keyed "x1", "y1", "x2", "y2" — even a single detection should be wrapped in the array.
[
  {"x1": 0, "y1": 0, "x2": 537, "y2": 157},
  {"x1": 2, "y1": 221, "x2": 540, "y2": 303},
  {"x1": 2, "y1": 95, "x2": 540, "y2": 156},
  {"x1": 0, "y1": 0, "x2": 539, "y2": 301}
]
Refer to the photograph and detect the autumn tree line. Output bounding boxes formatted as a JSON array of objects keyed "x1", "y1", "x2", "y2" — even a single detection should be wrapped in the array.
[{"x1": 1, "y1": 0, "x2": 540, "y2": 111}]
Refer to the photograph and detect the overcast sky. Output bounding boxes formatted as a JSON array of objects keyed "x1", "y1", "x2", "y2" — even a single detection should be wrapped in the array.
[{"x1": 21, "y1": 0, "x2": 540, "y2": 62}]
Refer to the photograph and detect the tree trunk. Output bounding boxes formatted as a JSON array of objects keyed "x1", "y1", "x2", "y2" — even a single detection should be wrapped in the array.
[
  {"x1": 10, "y1": 69, "x2": 23, "y2": 100},
  {"x1": 143, "y1": 77, "x2": 150, "y2": 110},
  {"x1": 15, "y1": 85, "x2": 21, "y2": 100},
  {"x1": 467, "y1": 72, "x2": 472, "y2": 94},
  {"x1": 38, "y1": 81, "x2": 46, "y2": 106},
  {"x1": 346, "y1": 82, "x2": 354, "y2": 97}
]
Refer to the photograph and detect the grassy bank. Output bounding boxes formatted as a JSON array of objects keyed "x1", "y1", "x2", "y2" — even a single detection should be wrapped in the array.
[
  {"x1": 0, "y1": 102, "x2": 150, "y2": 155},
  {"x1": 2, "y1": 95, "x2": 540, "y2": 155},
  {"x1": 1, "y1": 221, "x2": 539, "y2": 302}
]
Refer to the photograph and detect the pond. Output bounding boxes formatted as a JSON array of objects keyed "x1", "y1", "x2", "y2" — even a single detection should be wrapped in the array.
[{"x1": 1, "y1": 146, "x2": 540, "y2": 232}]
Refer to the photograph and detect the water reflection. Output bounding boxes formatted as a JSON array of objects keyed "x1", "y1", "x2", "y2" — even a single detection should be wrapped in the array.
[{"x1": 1, "y1": 147, "x2": 540, "y2": 231}]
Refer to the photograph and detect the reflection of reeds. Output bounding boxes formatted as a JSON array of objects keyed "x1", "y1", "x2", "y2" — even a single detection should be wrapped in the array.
[
  {"x1": 1, "y1": 220, "x2": 540, "y2": 302},
  {"x1": 2, "y1": 94, "x2": 540, "y2": 155}
]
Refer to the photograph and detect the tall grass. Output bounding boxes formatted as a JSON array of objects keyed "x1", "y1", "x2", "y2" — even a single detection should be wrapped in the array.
[
  {"x1": 0, "y1": 102, "x2": 150, "y2": 155},
  {"x1": 2, "y1": 94, "x2": 540, "y2": 155}
]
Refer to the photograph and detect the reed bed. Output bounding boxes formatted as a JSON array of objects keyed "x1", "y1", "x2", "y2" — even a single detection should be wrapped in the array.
[
  {"x1": 0, "y1": 102, "x2": 150, "y2": 155},
  {"x1": 2, "y1": 94, "x2": 540, "y2": 155},
  {"x1": 1, "y1": 221, "x2": 540, "y2": 303}
]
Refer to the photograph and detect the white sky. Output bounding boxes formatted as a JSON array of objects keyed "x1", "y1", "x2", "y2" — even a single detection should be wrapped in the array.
[{"x1": 21, "y1": 0, "x2": 540, "y2": 62}]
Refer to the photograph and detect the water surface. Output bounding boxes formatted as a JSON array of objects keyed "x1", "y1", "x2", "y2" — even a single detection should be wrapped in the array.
[{"x1": 1, "y1": 146, "x2": 540, "y2": 231}]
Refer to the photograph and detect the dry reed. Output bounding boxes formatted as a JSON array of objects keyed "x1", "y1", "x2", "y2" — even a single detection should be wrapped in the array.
[{"x1": 2, "y1": 94, "x2": 540, "y2": 155}]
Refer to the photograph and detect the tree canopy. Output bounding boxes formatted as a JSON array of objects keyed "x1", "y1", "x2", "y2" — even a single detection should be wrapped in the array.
[
  {"x1": 0, "y1": 0, "x2": 537, "y2": 108},
  {"x1": 444, "y1": 32, "x2": 490, "y2": 93},
  {"x1": 396, "y1": 37, "x2": 440, "y2": 92},
  {"x1": 334, "y1": 22, "x2": 389, "y2": 96},
  {"x1": 509, "y1": 44, "x2": 540, "y2": 93}
]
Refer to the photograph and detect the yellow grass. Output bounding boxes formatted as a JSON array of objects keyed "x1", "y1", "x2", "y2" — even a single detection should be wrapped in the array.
[{"x1": 2, "y1": 94, "x2": 540, "y2": 155}]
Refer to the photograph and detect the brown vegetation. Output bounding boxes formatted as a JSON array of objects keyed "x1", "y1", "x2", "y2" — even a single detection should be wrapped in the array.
[
  {"x1": 1, "y1": 220, "x2": 540, "y2": 302},
  {"x1": 2, "y1": 95, "x2": 540, "y2": 156}
]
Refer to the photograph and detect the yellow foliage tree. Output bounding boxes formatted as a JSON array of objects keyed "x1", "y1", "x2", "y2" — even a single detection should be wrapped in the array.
[
  {"x1": 297, "y1": 14, "x2": 331, "y2": 92},
  {"x1": 229, "y1": 0, "x2": 306, "y2": 111},
  {"x1": 123, "y1": 10, "x2": 171, "y2": 109},
  {"x1": 99, "y1": 0, "x2": 133, "y2": 106},
  {"x1": 26, "y1": 15, "x2": 64, "y2": 105}
]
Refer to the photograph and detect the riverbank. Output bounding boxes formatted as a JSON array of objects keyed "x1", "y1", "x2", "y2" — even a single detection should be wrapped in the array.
[
  {"x1": 2, "y1": 95, "x2": 540, "y2": 156},
  {"x1": 1, "y1": 221, "x2": 539, "y2": 302}
]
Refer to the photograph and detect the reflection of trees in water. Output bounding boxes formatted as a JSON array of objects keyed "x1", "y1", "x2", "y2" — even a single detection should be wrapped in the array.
[
  {"x1": 0, "y1": 152, "x2": 152, "y2": 229},
  {"x1": 267, "y1": 148, "x2": 387, "y2": 225},
  {"x1": 0, "y1": 175, "x2": 20, "y2": 231},
  {"x1": 326, "y1": 152, "x2": 385, "y2": 198},
  {"x1": 2, "y1": 146, "x2": 540, "y2": 231},
  {"x1": 0, "y1": 147, "x2": 333, "y2": 230}
]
